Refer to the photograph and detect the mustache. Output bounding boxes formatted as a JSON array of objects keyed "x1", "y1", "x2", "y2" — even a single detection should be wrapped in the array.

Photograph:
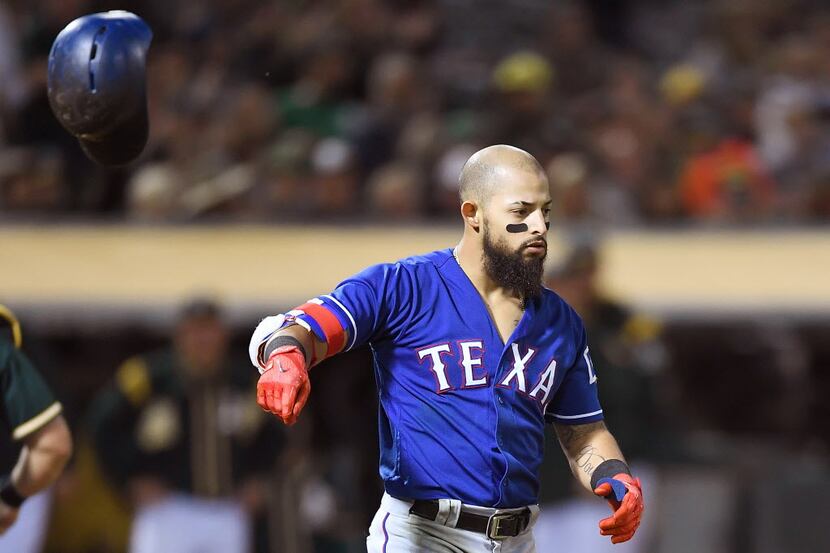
[{"x1": 521, "y1": 237, "x2": 547, "y2": 248}]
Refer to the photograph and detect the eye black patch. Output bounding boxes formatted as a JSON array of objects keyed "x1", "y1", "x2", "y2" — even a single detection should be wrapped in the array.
[{"x1": 506, "y1": 223, "x2": 528, "y2": 233}]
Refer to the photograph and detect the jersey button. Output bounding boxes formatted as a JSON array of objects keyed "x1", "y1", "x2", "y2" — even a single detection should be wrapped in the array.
[{"x1": 497, "y1": 396, "x2": 504, "y2": 405}]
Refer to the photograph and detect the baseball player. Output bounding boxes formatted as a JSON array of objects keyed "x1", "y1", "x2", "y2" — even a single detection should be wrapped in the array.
[
  {"x1": 89, "y1": 299, "x2": 282, "y2": 553},
  {"x1": 250, "y1": 145, "x2": 644, "y2": 551},
  {"x1": 0, "y1": 305, "x2": 72, "y2": 546}
]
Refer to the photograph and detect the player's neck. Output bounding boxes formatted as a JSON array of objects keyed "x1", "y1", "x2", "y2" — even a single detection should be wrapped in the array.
[{"x1": 454, "y1": 242, "x2": 522, "y2": 302}]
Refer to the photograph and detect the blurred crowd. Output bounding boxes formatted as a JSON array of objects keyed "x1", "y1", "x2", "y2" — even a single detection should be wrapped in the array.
[{"x1": 0, "y1": 0, "x2": 829, "y2": 225}]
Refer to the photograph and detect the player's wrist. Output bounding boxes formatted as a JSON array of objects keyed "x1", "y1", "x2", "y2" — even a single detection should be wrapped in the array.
[
  {"x1": 0, "y1": 475, "x2": 26, "y2": 508},
  {"x1": 589, "y1": 459, "x2": 632, "y2": 491},
  {"x1": 261, "y1": 335, "x2": 309, "y2": 368}
]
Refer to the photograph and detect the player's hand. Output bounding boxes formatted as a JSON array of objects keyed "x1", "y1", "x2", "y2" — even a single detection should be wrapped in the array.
[
  {"x1": 256, "y1": 346, "x2": 309, "y2": 425},
  {"x1": 0, "y1": 500, "x2": 20, "y2": 534},
  {"x1": 593, "y1": 473, "x2": 644, "y2": 544}
]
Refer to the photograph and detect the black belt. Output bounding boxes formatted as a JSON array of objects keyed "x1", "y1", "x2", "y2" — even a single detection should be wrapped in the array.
[{"x1": 409, "y1": 499, "x2": 531, "y2": 539}]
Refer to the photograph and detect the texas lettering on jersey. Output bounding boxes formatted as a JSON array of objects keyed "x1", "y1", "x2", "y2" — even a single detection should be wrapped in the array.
[
  {"x1": 261, "y1": 248, "x2": 603, "y2": 508},
  {"x1": 417, "y1": 341, "x2": 558, "y2": 409}
]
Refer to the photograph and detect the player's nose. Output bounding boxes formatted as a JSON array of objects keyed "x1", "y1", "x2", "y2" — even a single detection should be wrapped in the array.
[{"x1": 527, "y1": 209, "x2": 548, "y2": 234}]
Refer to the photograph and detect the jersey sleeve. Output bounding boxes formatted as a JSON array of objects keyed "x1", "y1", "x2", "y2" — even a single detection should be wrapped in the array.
[
  {"x1": 0, "y1": 344, "x2": 62, "y2": 440},
  {"x1": 313, "y1": 262, "x2": 415, "y2": 352},
  {"x1": 251, "y1": 262, "x2": 415, "y2": 368},
  {"x1": 545, "y1": 326, "x2": 604, "y2": 425}
]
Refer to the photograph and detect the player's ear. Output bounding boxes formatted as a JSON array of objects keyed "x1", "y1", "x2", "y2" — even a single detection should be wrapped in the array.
[{"x1": 461, "y1": 201, "x2": 480, "y2": 232}]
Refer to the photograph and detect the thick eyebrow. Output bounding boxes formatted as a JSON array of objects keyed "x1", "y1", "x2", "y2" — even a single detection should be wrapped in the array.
[{"x1": 508, "y1": 200, "x2": 553, "y2": 207}]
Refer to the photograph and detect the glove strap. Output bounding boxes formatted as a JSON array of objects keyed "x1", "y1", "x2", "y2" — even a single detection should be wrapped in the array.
[
  {"x1": 590, "y1": 459, "x2": 631, "y2": 491},
  {"x1": 0, "y1": 476, "x2": 26, "y2": 508},
  {"x1": 261, "y1": 335, "x2": 308, "y2": 367}
]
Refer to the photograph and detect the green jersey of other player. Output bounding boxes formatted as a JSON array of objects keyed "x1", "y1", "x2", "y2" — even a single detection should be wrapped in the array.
[
  {"x1": 0, "y1": 308, "x2": 62, "y2": 442},
  {"x1": 0, "y1": 305, "x2": 71, "y2": 536}
]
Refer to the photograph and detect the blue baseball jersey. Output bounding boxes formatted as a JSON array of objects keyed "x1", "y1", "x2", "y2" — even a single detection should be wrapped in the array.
[{"x1": 303, "y1": 248, "x2": 602, "y2": 508}]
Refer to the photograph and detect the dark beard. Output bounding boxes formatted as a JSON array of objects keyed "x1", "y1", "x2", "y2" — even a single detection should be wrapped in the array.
[{"x1": 482, "y1": 227, "x2": 546, "y2": 306}]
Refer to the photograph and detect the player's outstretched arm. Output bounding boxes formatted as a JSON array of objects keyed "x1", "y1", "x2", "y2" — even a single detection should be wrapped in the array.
[
  {"x1": 252, "y1": 323, "x2": 330, "y2": 426},
  {"x1": 0, "y1": 415, "x2": 73, "y2": 533},
  {"x1": 553, "y1": 421, "x2": 644, "y2": 544},
  {"x1": 250, "y1": 264, "x2": 398, "y2": 425}
]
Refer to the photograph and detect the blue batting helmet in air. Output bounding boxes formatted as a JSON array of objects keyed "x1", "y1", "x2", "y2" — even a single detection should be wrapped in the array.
[{"x1": 47, "y1": 11, "x2": 152, "y2": 166}]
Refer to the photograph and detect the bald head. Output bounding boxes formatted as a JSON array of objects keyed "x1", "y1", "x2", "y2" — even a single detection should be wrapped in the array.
[{"x1": 458, "y1": 145, "x2": 545, "y2": 205}]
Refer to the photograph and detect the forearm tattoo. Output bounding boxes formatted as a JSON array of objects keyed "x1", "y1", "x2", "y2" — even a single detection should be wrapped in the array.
[
  {"x1": 556, "y1": 421, "x2": 603, "y2": 449},
  {"x1": 574, "y1": 445, "x2": 608, "y2": 478},
  {"x1": 555, "y1": 421, "x2": 609, "y2": 478}
]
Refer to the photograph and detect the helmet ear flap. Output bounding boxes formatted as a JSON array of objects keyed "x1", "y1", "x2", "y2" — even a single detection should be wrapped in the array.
[
  {"x1": 78, "y1": 95, "x2": 149, "y2": 166},
  {"x1": 47, "y1": 11, "x2": 153, "y2": 166}
]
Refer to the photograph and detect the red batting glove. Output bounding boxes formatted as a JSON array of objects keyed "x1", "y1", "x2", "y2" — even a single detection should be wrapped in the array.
[
  {"x1": 593, "y1": 473, "x2": 644, "y2": 544},
  {"x1": 256, "y1": 346, "x2": 310, "y2": 426}
]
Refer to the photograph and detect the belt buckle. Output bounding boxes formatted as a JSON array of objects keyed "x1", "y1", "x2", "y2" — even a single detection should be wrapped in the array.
[{"x1": 486, "y1": 512, "x2": 513, "y2": 540}]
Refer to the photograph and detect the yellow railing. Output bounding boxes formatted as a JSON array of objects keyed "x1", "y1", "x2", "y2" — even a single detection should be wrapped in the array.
[{"x1": 2, "y1": 225, "x2": 828, "y2": 313}]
